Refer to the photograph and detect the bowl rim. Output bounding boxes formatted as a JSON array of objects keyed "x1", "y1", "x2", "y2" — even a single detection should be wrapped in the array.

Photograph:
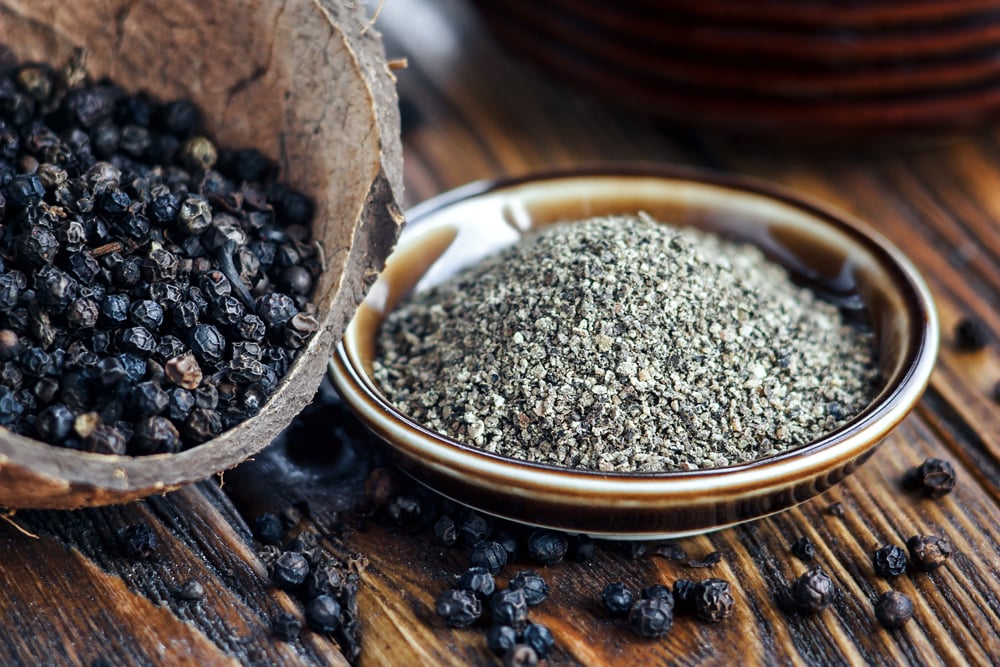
[{"x1": 331, "y1": 163, "x2": 938, "y2": 498}]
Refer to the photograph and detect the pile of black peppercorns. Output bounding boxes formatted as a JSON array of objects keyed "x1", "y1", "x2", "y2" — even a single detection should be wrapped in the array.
[{"x1": 0, "y1": 52, "x2": 320, "y2": 454}]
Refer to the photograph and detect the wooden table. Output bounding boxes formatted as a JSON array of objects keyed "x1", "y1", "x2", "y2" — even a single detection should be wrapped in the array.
[{"x1": 4, "y1": 1, "x2": 1000, "y2": 664}]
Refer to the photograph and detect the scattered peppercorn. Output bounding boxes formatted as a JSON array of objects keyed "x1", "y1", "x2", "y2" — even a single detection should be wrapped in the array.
[
  {"x1": 650, "y1": 542, "x2": 687, "y2": 561},
  {"x1": 433, "y1": 515, "x2": 458, "y2": 547},
  {"x1": 872, "y1": 545, "x2": 908, "y2": 578},
  {"x1": 954, "y1": 317, "x2": 990, "y2": 351},
  {"x1": 641, "y1": 584, "x2": 674, "y2": 603},
  {"x1": 271, "y1": 612, "x2": 303, "y2": 642},
  {"x1": 521, "y1": 623, "x2": 555, "y2": 659},
  {"x1": 487, "y1": 625, "x2": 519, "y2": 656},
  {"x1": 470, "y1": 540, "x2": 508, "y2": 575},
  {"x1": 458, "y1": 513, "x2": 491, "y2": 547},
  {"x1": 874, "y1": 591, "x2": 915, "y2": 630},
  {"x1": 176, "y1": 580, "x2": 205, "y2": 601},
  {"x1": 902, "y1": 458, "x2": 957, "y2": 498},
  {"x1": 306, "y1": 594, "x2": 342, "y2": 633},
  {"x1": 509, "y1": 570, "x2": 549, "y2": 607},
  {"x1": 503, "y1": 644, "x2": 539, "y2": 667},
  {"x1": 271, "y1": 551, "x2": 310, "y2": 589},
  {"x1": 627, "y1": 597, "x2": 673, "y2": 638},
  {"x1": 602, "y1": 582, "x2": 634, "y2": 616},
  {"x1": 672, "y1": 579, "x2": 696, "y2": 610},
  {"x1": 687, "y1": 550, "x2": 722, "y2": 568},
  {"x1": 692, "y1": 579, "x2": 734, "y2": 622},
  {"x1": 792, "y1": 567, "x2": 836, "y2": 614},
  {"x1": 790, "y1": 537, "x2": 816, "y2": 561},
  {"x1": 527, "y1": 530, "x2": 567, "y2": 565},
  {"x1": 436, "y1": 588, "x2": 482, "y2": 628},
  {"x1": 906, "y1": 534, "x2": 952, "y2": 572},
  {"x1": 120, "y1": 523, "x2": 157, "y2": 559},
  {"x1": 489, "y1": 588, "x2": 529, "y2": 629},
  {"x1": 253, "y1": 513, "x2": 284, "y2": 546},
  {"x1": 456, "y1": 566, "x2": 496, "y2": 599}
]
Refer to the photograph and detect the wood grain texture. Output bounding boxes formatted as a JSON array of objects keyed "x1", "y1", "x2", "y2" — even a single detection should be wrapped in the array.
[{"x1": 3, "y1": 0, "x2": 1000, "y2": 664}]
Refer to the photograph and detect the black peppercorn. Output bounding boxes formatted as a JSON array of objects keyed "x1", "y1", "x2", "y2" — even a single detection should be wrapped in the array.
[
  {"x1": 692, "y1": 578, "x2": 734, "y2": 622},
  {"x1": 305, "y1": 594, "x2": 342, "y2": 633},
  {"x1": 0, "y1": 387, "x2": 23, "y2": 425},
  {"x1": 487, "y1": 625, "x2": 519, "y2": 656},
  {"x1": 85, "y1": 424, "x2": 127, "y2": 455},
  {"x1": 521, "y1": 623, "x2": 554, "y2": 659},
  {"x1": 458, "y1": 512, "x2": 491, "y2": 547},
  {"x1": 570, "y1": 534, "x2": 595, "y2": 562},
  {"x1": 601, "y1": 582, "x2": 634, "y2": 616},
  {"x1": 433, "y1": 515, "x2": 458, "y2": 546},
  {"x1": 456, "y1": 566, "x2": 496, "y2": 599},
  {"x1": 176, "y1": 580, "x2": 205, "y2": 602},
  {"x1": 470, "y1": 540, "x2": 508, "y2": 575},
  {"x1": 118, "y1": 326, "x2": 156, "y2": 355},
  {"x1": 627, "y1": 597, "x2": 673, "y2": 638},
  {"x1": 790, "y1": 536, "x2": 816, "y2": 561},
  {"x1": 902, "y1": 458, "x2": 957, "y2": 498},
  {"x1": 435, "y1": 588, "x2": 482, "y2": 628},
  {"x1": 306, "y1": 561, "x2": 346, "y2": 600},
  {"x1": 253, "y1": 513, "x2": 284, "y2": 546},
  {"x1": 490, "y1": 588, "x2": 529, "y2": 629},
  {"x1": 129, "y1": 415, "x2": 180, "y2": 455},
  {"x1": 906, "y1": 534, "x2": 952, "y2": 572},
  {"x1": 271, "y1": 551, "x2": 310, "y2": 589},
  {"x1": 182, "y1": 407, "x2": 223, "y2": 443},
  {"x1": 527, "y1": 529, "x2": 567, "y2": 565},
  {"x1": 129, "y1": 380, "x2": 168, "y2": 417},
  {"x1": 640, "y1": 584, "x2": 674, "y2": 603},
  {"x1": 954, "y1": 317, "x2": 990, "y2": 351},
  {"x1": 34, "y1": 403, "x2": 74, "y2": 443},
  {"x1": 792, "y1": 567, "x2": 836, "y2": 614},
  {"x1": 120, "y1": 524, "x2": 157, "y2": 559},
  {"x1": 271, "y1": 612, "x2": 302, "y2": 642},
  {"x1": 189, "y1": 323, "x2": 225, "y2": 365},
  {"x1": 874, "y1": 591, "x2": 914, "y2": 630},
  {"x1": 872, "y1": 545, "x2": 908, "y2": 578},
  {"x1": 672, "y1": 579, "x2": 696, "y2": 610},
  {"x1": 509, "y1": 570, "x2": 549, "y2": 607},
  {"x1": 255, "y1": 292, "x2": 298, "y2": 330}
]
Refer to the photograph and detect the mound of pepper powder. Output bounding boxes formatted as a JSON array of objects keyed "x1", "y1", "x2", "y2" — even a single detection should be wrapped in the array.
[
  {"x1": 374, "y1": 215, "x2": 877, "y2": 472},
  {"x1": 0, "y1": 54, "x2": 319, "y2": 454}
]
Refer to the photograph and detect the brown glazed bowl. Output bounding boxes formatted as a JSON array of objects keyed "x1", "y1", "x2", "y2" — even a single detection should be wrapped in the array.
[
  {"x1": 330, "y1": 166, "x2": 938, "y2": 538},
  {"x1": 0, "y1": 0, "x2": 404, "y2": 509}
]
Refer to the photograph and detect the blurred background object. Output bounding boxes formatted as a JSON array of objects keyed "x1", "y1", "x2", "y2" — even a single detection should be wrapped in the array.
[{"x1": 470, "y1": 0, "x2": 1000, "y2": 133}]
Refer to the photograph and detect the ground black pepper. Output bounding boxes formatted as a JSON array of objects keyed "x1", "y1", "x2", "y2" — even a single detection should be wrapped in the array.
[
  {"x1": 872, "y1": 545, "x2": 908, "y2": 578},
  {"x1": 0, "y1": 51, "x2": 319, "y2": 453},
  {"x1": 874, "y1": 591, "x2": 914, "y2": 629},
  {"x1": 906, "y1": 534, "x2": 952, "y2": 571},
  {"x1": 791, "y1": 567, "x2": 836, "y2": 614},
  {"x1": 902, "y1": 458, "x2": 957, "y2": 498}
]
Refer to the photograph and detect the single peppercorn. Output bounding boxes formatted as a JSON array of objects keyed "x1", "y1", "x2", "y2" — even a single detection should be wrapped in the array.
[
  {"x1": 120, "y1": 524, "x2": 157, "y2": 559},
  {"x1": 433, "y1": 515, "x2": 458, "y2": 547},
  {"x1": 902, "y1": 458, "x2": 957, "y2": 498},
  {"x1": 456, "y1": 566, "x2": 496, "y2": 599},
  {"x1": 602, "y1": 582, "x2": 634, "y2": 616},
  {"x1": 305, "y1": 594, "x2": 342, "y2": 633},
  {"x1": 129, "y1": 416, "x2": 180, "y2": 455},
  {"x1": 792, "y1": 567, "x2": 836, "y2": 614},
  {"x1": 790, "y1": 536, "x2": 816, "y2": 561},
  {"x1": 306, "y1": 561, "x2": 347, "y2": 600},
  {"x1": 271, "y1": 551, "x2": 310, "y2": 589},
  {"x1": 253, "y1": 513, "x2": 284, "y2": 546},
  {"x1": 874, "y1": 591, "x2": 915, "y2": 630},
  {"x1": 954, "y1": 317, "x2": 990, "y2": 351},
  {"x1": 527, "y1": 529, "x2": 567, "y2": 565},
  {"x1": 457, "y1": 513, "x2": 491, "y2": 547},
  {"x1": 521, "y1": 623, "x2": 554, "y2": 659},
  {"x1": 906, "y1": 534, "x2": 952, "y2": 572},
  {"x1": 34, "y1": 403, "x2": 74, "y2": 443},
  {"x1": 627, "y1": 597, "x2": 673, "y2": 638},
  {"x1": 872, "y1": 545, "x2": 908, "y2": 578},
  {"x1": 503, "y1": 644, "x2": 539, "y2": 667},
  {"x1": 509, "y1": 570, "x2": 549, "y2": 607},
  {"x1": 641, "y1": 584, "x2": 674, "y2": 604},
  {"x1": 692, "y1": 578, "x2": 734, "y2": 622},
  {"x1": 673, "y1": 579, "x2": 696, "y2": 610},
  {"x1": 271, "y1": 612, "x2": 302, "y2": 642},
  {"x1": 470, "y1": 540, "x2": 508, "y2": 575},
  {"x1": 435, "y1": 588, "x2": 482, "y2": 628},
  {"x1": 487, "y1": 625, "x2": 519, "y2": 657},
  {"x1": 490, "y1": 588, "x2": 529, "y2": 629}
]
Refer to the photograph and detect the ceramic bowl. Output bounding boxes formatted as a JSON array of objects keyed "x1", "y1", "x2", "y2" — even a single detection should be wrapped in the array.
[{"x1": 329, "y1": 166, "x2": 938, "y2": 538}]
